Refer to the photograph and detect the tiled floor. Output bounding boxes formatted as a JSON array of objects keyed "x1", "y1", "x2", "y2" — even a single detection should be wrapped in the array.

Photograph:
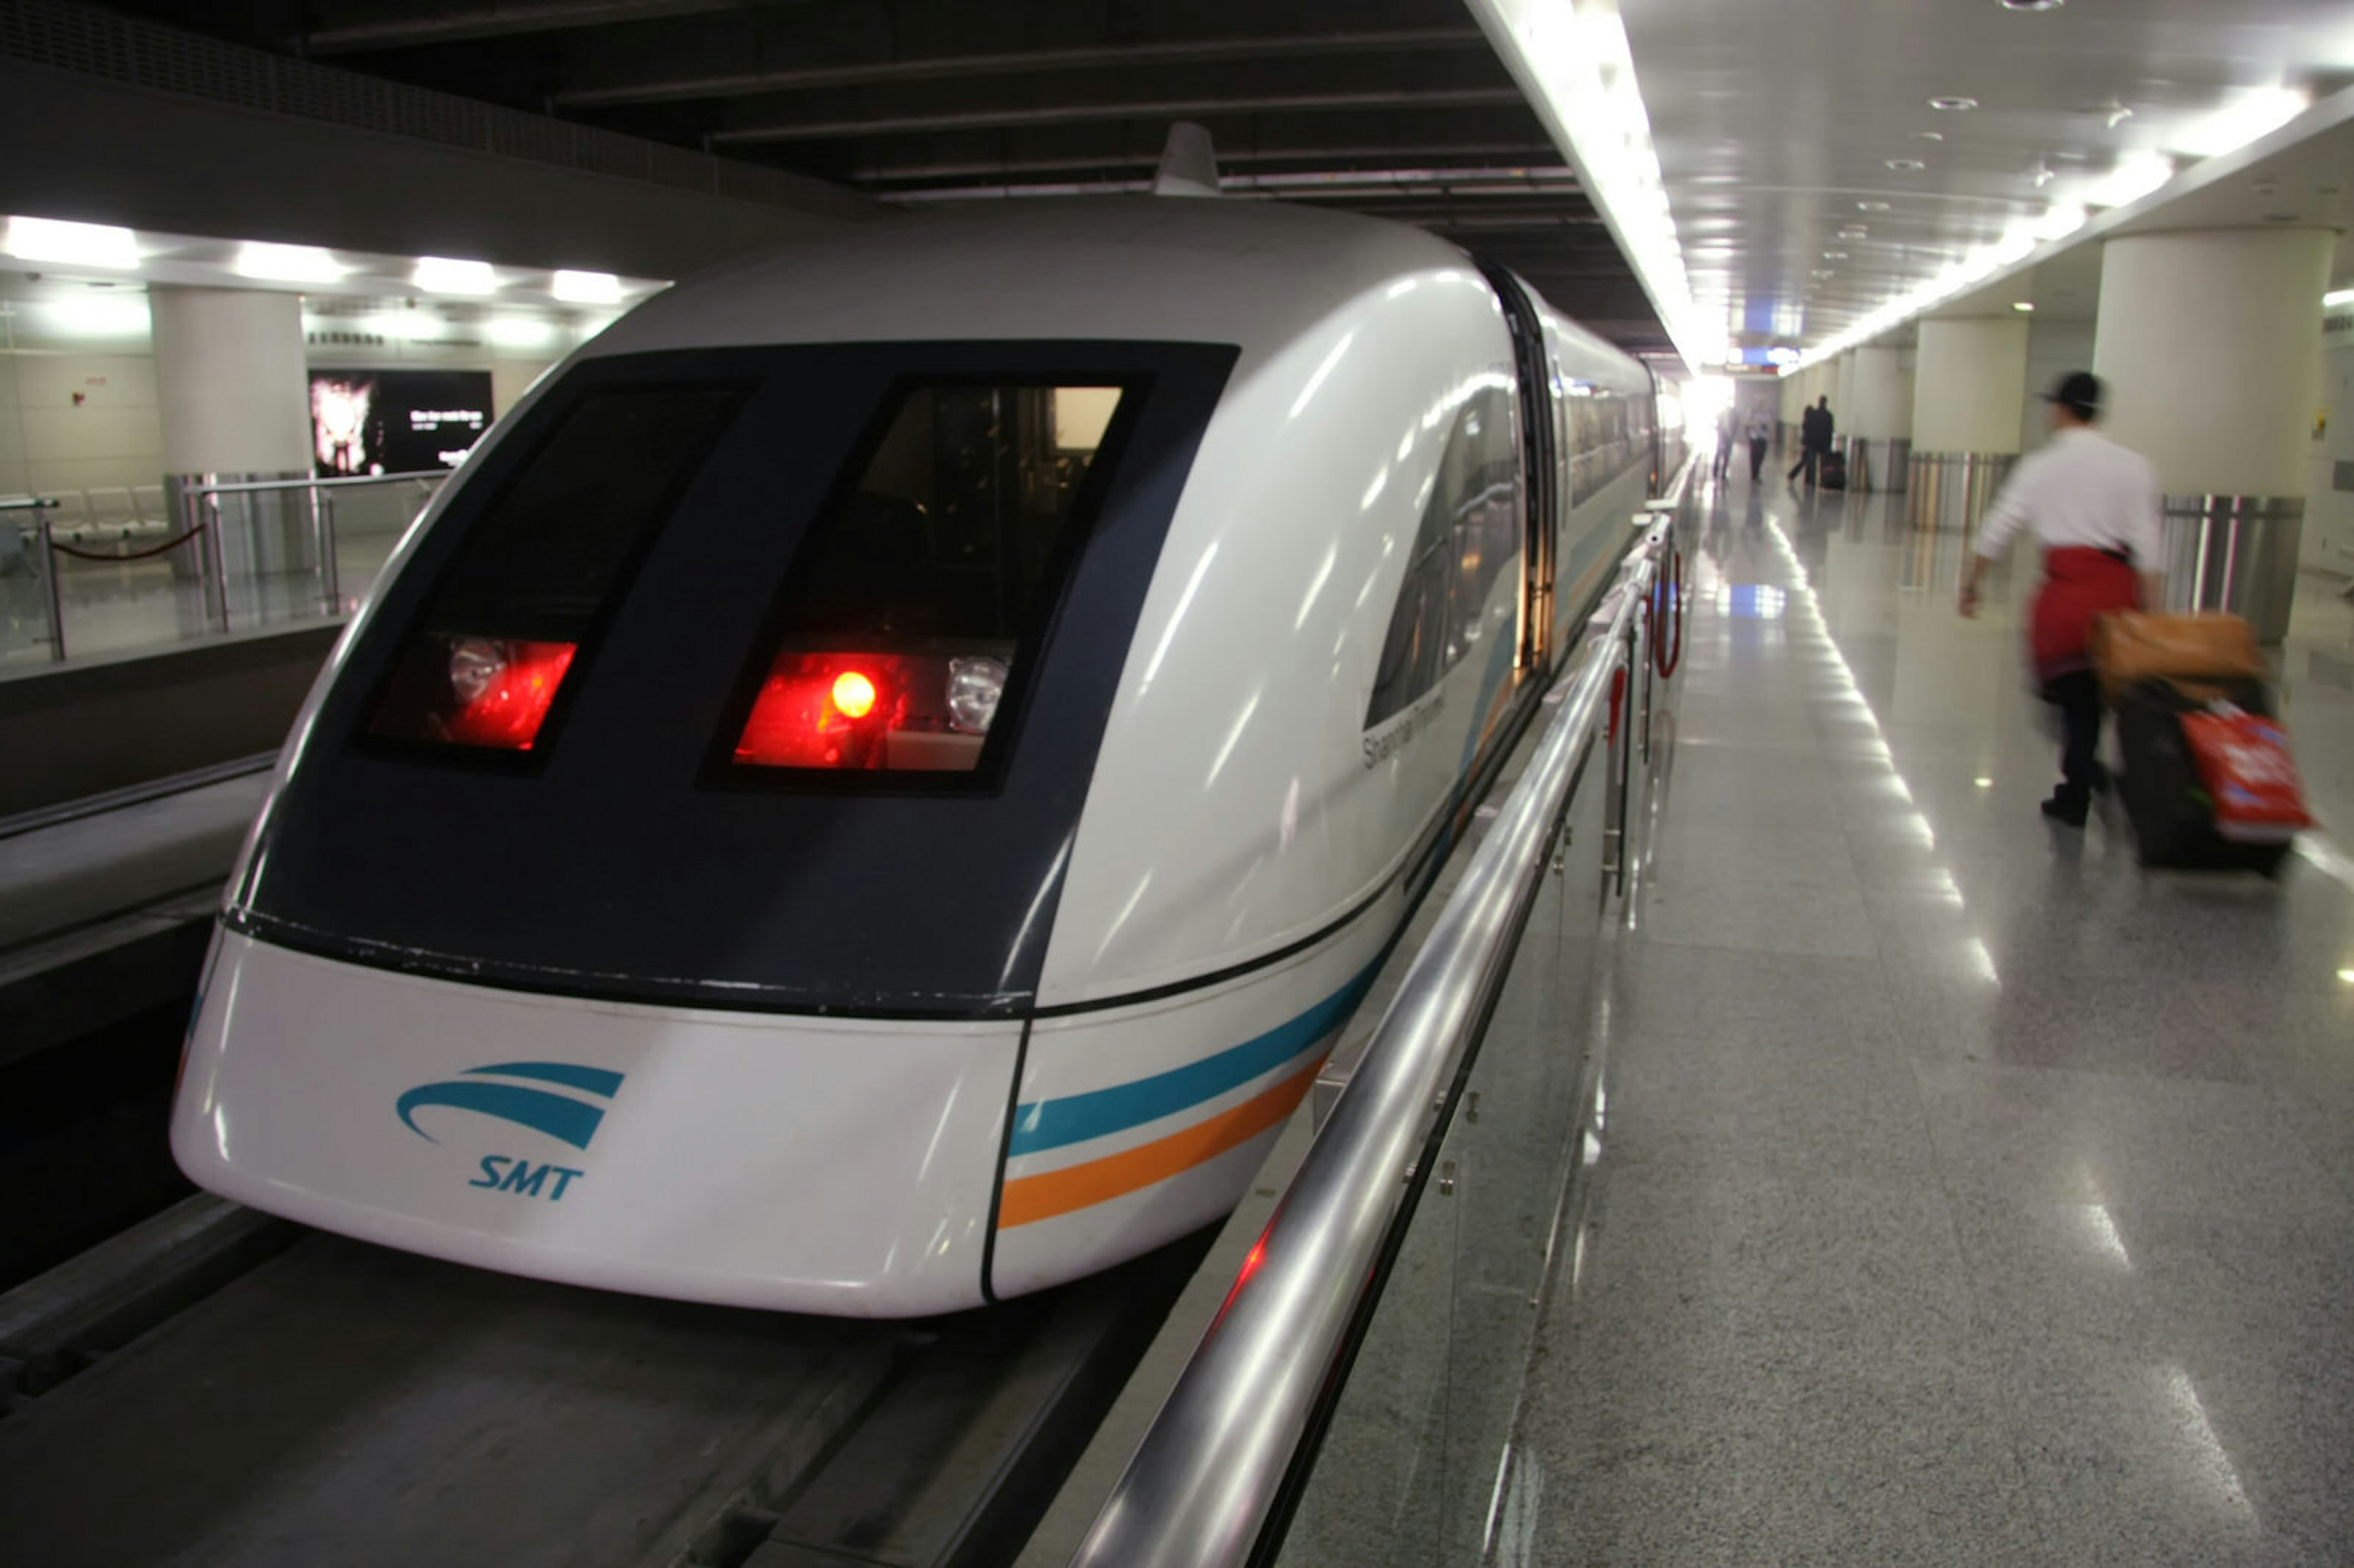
[{"x1": 1522, "y1": 471, "x2": 2354, "y2": 1566}]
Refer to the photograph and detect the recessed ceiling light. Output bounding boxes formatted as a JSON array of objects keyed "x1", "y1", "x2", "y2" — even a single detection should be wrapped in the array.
[
  {"x1": 6, "y1": 216, "x2": 137, "y2": 268},
  {"x1": 2000, "y1": 0, "x2": 2063, "y2": 10},
  {"x1": 1911, "y1": 131, "x2": 1946, "y2": 142},
  {"x1": 235, "y1": 242, "x2": 343, "y2": 284},
  {"x1": 1838, "y1": 226, "x2": 1869, "y2": 238},
  {"x1": 1824, "y1": 251, "x2": 1849, "y2": 259},
  {"x1": 2013, "y1": 301, "x2": 2036, "y2": 312},
  {"x1": 1930, "y1": 96, "x2": 1980, "y2": 112},
  {"x1": 415, "y1": 256, "x2": 497, "y2": 295},
  {"x1": 1857, "y1": 200, "x2": 1892, "y2": 211},
  {"x1": 1886, "y1": 158, "x2": 1927, "y2": 172},
  {"x1": 552, "y1": 268, "x2": 623, "y2": 305},
  {"x1": 1812, "y1": 268, "x2": 1838, "y2": 279}
]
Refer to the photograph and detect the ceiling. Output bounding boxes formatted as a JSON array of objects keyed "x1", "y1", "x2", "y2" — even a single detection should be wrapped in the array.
[
  {"x1": 101, "y1": 0, "x2": 1672, "y2": 353},
  {"x1": 1617, "y1": 0, "x2": 2354, "y2": 359}
]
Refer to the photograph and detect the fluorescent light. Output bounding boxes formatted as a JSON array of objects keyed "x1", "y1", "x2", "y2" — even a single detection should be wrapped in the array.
[
  {"x1": 2175, "y1": 86, "x2": 2310, "y2": 159},
  {"x1": 2325, "y1": 288, "x2": 2354, "y2": 308},
  {"x1": 414, "y1": 256, "x2": 497, "y2": 295},
  {"x1": 37, "y1": 296, "x2": 152, "y2": 337},
  {"x1": 234, "y1": 242, "x2": 343, "y2": 284},
  {"x1": 2013, "y1": 301, "x2": 2036, "y2": 312},
  {"x1": 1464, "y1": 0, "x2": 1722, "y2": 370},
  {"x1": 362, "y1": 307, "x2": 441, "y2": 341},
  {"x1": 7, "y1": 216, "x2": 138, "y2": 268},
  {"x1": 551, "y1": 268, "x2": 622, "y2": 305},
  {"x1": 484, "y1": 315, "x2": 557, "y2": 350},
  {"x1": 2086, "y1": 152, "x2": 2175, "y2": 209},
  {"x1": 2033, "y1": 204, "x2": 2088, "y2": 242}
]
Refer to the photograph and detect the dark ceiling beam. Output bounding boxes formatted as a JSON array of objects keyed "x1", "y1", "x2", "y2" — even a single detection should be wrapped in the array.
[
  {"x1": 848, "y1": 141, "x2": 1558, "y2": 184},
  {"x1": 305, "y1": 0, "x2": 760, "y2": 55},
  {"x1": 710, "y1": 86, "x2": 1528, "y2": 146},
  {"x1": 553, "y1": 27, "x2": 1489, "y2": 108}
]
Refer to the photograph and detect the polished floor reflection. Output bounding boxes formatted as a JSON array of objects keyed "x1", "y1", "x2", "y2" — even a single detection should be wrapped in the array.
[{"x1": 1522, "y1": 467, "x2": 2354, "y2": 1567}]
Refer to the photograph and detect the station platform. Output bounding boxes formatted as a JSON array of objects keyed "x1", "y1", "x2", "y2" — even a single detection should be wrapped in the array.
[{"x1": 1512, "y1": 468, "x2": 2354, "y2": 1566}]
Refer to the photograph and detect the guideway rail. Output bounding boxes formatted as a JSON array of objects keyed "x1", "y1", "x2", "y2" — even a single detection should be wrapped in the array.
[{"x1": 1068, "y1": 466, "x2": 1691, "y2": 1568}]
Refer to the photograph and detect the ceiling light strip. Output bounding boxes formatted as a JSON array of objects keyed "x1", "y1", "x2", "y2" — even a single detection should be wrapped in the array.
[
  {"x1": 1785, "y1": 81, "x2": 2352, "y2": 374},
  {"x1": 1463, "y1": 0, "x2": 1720, "y2": 370}
]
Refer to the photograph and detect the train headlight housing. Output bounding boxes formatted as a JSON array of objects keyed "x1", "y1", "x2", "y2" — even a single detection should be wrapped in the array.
[{"x1": 947, "y1": 656, "x2": 1008, "y2": 734}]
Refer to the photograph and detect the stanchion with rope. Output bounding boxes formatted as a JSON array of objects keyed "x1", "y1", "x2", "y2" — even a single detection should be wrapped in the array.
[
  {"x1": 1649, "y1": 538, "x2": 1685, "y2": 680},
  {"x1": 45, "y1": 523, "x2": 210, "y2": 563}
]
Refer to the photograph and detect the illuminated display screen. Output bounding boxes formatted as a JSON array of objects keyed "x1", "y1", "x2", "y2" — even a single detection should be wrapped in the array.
[{"x1": 311, "y1": 369, "x2": 494, "y2": 477}]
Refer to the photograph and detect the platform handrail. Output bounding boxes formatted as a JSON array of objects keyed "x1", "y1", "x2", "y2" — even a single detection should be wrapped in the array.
[
  {"x1": 1066, "y1": 467, "x2": 1688, "y2": 1568},
  {"x1": 178, "y1": 470, "x2": 449, "y2": 498}
]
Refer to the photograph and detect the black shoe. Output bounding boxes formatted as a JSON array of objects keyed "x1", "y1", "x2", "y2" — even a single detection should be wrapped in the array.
[{"x1": 2041, "y1": 793, "x2": 2089, "y2": 828}]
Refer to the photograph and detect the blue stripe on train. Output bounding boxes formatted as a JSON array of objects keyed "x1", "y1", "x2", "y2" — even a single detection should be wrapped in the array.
[{"x1": 1008, "y1": 959, "x2": 1382, "y2": 1158}]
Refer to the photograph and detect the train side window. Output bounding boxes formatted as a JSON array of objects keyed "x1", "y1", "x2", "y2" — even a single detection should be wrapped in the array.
[
  {"x1": 365, "y1": 382, "x2": 748, "y2": 755},
  {"x1": 720, "y1": 381, "x2": 1133, "y2": 779},
  {"x1": 1365, "y1": 386, "x2": 1517, "y2": 729}
]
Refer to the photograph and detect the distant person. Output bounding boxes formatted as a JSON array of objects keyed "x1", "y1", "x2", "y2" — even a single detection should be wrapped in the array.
[
  {"x1": 1745, "y1": 413, "x2": 1772, "y2": 482},
  {"x1": 1713, "y1": 409, "x2": 1734, "y2": 480},
  {"x1": 1788, "y1": 395, "x2": 1833, "y2": 487},
  {"x1": 1957, "y1": 371, "x2": 2165, "y2": 827}
]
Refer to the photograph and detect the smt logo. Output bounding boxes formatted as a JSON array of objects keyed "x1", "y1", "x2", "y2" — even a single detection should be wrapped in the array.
[{"x1": 395, "y1": 1060, "x2": 624, "y2": 1202}]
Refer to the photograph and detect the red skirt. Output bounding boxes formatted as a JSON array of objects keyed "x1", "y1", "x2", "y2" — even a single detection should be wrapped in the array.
[{"x1": 2030, "y1": 546, "x2": 2139, "y2": 687}]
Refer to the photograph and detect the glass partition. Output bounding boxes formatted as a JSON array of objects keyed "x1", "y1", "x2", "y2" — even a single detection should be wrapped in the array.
[{"x1": 1271, "y1": 727, "x2": 1617, "y2": 1568}]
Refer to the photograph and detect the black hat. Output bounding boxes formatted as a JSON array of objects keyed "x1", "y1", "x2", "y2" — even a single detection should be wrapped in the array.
[{"x1": 2043, "y1": 370, "x2": 2102, "y2": 420}]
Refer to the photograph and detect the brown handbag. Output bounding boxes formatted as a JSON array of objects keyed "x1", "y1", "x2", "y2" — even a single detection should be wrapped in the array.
[{"x1": 2089, "y1": 611, "x2": 2268, "y2": 704}]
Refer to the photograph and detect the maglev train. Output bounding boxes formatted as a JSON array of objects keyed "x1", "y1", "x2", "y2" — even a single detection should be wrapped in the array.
[{"x1": 172, "y1": 197, "x2": 1679, "y2": 1316}]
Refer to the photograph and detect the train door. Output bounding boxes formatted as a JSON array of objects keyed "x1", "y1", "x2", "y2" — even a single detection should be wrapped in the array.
[{"x1": 1476, "y1": 262, "x2": 1559, "y2": 676}]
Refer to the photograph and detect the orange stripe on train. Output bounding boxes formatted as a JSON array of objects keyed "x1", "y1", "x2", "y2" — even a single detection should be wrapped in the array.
[{"x1": 996, "y1": 1056, "x2": 1325, "y2": 1230}]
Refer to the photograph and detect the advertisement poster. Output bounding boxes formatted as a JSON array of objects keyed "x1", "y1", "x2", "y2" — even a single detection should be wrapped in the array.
[{"x1": 311, "y1": 370, "x2": 494, "y2": 478}]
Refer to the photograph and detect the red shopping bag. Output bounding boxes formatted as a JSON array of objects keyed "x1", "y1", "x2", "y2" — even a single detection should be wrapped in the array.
[{"x1": 2179, "y1": 706, "x2": 2314, "y2": 843}]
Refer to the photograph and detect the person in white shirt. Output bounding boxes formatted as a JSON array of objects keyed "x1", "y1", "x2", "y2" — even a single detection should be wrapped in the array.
[
  {"x1": 1959, "y1": 371, "x2": 2166, "y2": 826},
  {"x1": 1744, "y1": 413, "x2": 1772, "y2": 482}
]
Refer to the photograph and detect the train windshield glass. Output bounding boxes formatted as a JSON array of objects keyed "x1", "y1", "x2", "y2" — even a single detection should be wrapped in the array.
[
  {"x1": 724, "y1": 381, "x2": 1130, "y2": 778},
  {"x1": 365, "y1": 383, "x2": 746, "y2": 755}
]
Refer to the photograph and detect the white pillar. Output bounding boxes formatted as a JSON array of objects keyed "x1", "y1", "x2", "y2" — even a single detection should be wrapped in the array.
[
  {"x1": 1912, "y1": 318, "x2": 2029, "y2": 453},
  {"x1": 151, "y1": 287, "x2": 311, "y2": 474},
  {"x1": 2093, "y1": 229, "x2": 2331, "y2": 497},
  {"x1": 150, "y1": 287, "x2": 314, "y2": 606},
  {"x1": 1908, "y1": 317, "x2": 2028, "y2": 528},
  {"x1": 1848, "y1": 346, "x2": 1905, "y2": 439},
  {"x1": 2092, "y1": 228, "x2": 2333, "y2": 639}
]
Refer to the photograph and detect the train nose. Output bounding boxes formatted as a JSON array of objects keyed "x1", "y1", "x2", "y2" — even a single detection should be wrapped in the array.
[{"x1": 170, "y1": 931, "x2": 1018, "y2": 1317}]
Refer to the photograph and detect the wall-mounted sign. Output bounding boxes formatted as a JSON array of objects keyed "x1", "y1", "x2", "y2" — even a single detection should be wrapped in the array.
[{"x1": 311, "y1": 369, "x2": 493, "y2": 476}]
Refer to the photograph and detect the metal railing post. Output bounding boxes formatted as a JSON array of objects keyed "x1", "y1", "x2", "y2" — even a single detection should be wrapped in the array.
[
  {"x1": 311, "y1": 482, "x2": 341, "y2": 614},
  {"x1": 36, "y1": 512, "x2": 66, "y2": 661},
  {"x1": 196, "y1": 489, "x2": 230, "y2": 633}
]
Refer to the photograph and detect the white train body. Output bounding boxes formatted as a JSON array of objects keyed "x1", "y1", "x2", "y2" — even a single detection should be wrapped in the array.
[{"x1": 173, "y1": 199, "x2": 1667, "y2": 1315}]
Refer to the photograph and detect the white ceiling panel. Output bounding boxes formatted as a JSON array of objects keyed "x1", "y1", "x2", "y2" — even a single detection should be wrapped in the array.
[{"x1": 1619, "y1": 0, "x2": 2354, "y2": 358}]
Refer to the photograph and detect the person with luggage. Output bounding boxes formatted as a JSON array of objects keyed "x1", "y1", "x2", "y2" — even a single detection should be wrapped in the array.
[
  {"x1": 1957, "y1": 371, "x2": 2164, "y2": 826},
  {"x1": 1745, "y1": 412, "x2": 1772, "y2": 482},
  {"x1": 1787, "y1": 396, "x2": 1833, "y2": 487}
]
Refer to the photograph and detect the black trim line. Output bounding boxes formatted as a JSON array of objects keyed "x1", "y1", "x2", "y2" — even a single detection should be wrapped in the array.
[{"x1": 978, "y1": 1018, "x2": 1032, "y2": 1305}]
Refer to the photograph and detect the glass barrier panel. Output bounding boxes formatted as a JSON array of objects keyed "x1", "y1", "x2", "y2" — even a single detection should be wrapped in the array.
[
  {"x1": 327, "y1": 476, "x2": 446, "y2": 610},
  {"x1": 1437, "y1": 732, "x2": 1615, "y2": 1563},
  {"x1": 1270, "y1": 712, "x2": 1626, "y2": 1567},
  {"x1": 0, "y1": 514, "x2": 57, "y2": 660}
]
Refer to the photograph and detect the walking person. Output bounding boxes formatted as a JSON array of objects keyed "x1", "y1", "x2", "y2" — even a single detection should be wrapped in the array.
[
  {"x1": 1957, "y1": 371, "x2": 2165, "y2": 827},
  {"x1": 1786, "y1": 395, "x2": 1833, "y2": 487},
  {"x1": 1712, "y1": 408, "x2": 1734, "y2": 481},
  {"x1": 1745, "y1": 412, "x2": 1772, "y2": 483}
]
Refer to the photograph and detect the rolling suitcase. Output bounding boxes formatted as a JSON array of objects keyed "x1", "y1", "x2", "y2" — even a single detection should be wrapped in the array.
[
  {"x1": 1819, "y1": 450, "x2": 1847, "y2": 490},
  {"x1": 2112, "y1": 677, "x2": 2293, "y2": 875}
]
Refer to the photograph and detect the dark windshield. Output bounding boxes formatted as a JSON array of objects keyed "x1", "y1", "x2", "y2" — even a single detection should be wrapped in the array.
[{"x1": 232, "y1": 342, "x2": 1236, "y2": 1016}]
